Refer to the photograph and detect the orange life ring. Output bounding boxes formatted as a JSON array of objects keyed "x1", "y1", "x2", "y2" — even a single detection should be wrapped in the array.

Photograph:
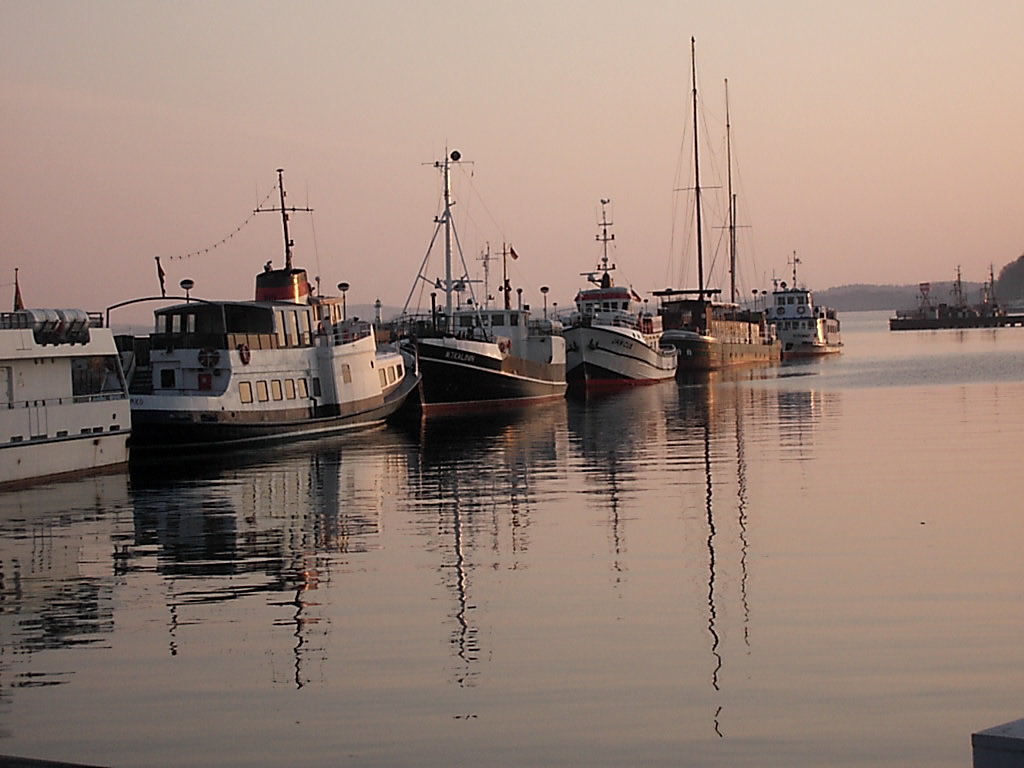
[{"x1": 237, "y1": 343, "x2": 251, "y2": 365}]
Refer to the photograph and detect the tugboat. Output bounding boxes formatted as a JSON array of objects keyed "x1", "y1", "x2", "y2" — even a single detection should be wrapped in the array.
[
  {"x1": 1, "y1": 287, "x2": 131, "y2": 487},
  {"x1": 117, "y1": 169, "x2": 419, "y2": 448},
  {"x1": 563, "y1": 200, "x2": 678, "y2": 392},
  {"x1": 657, "y1": 39, "x2": 780, "y2": 372},
  {"x1": 768, "y1": 253, "x2": 842, "y2": 359},
  {"x1": 393, "y1": 150, "x2": 567, "y2": 414}
]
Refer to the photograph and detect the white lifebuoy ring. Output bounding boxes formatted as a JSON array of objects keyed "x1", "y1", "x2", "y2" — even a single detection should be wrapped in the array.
[
  {"x1": 797, "y1": 305, "x2": 806, "y2": 314},
  {"x1": 237, "y1": 343, "x2": 251, "y2": 365},
  {"x1": 776, "y1": 306, "x2": 785, "y2": 316}
]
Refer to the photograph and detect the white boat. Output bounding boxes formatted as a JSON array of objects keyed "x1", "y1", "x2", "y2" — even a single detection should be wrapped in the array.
[
  {"x1": 768, "y1": 254, "x2": 842, "y2": 359},
  {"x1": 393, "y1": 150, "x2": 567, "y2": 414},
  {"x1": 564, "y1": 200, "x2": 678, "y2": 392},
  {"x1": 1, "y1": 307, "x2": 130, "y2": 487},
  {"x1": 119, "y1": 169, "x2": 419, "y2": 449}
]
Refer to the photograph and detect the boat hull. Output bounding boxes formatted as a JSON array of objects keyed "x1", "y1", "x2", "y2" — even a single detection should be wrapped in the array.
[
  {"x1": 665, "y1": 331, "x2": 781, "y2": 373},
  {"x1": 1, "y1": 431, "x2": 129, "y2": 488},
  {"x1": 564, "y1": 325, "x2": 677, "y2": 392},
  {"x1": 782, "y1": 341, "x2": 843, "y2": 360},
  {"x1": 413, "y1": 338, "x2": 567, "y2": 414}
]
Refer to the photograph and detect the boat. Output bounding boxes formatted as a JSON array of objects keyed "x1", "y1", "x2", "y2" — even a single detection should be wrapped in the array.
[
  {"x1": 391, "y1": 150, "x2": 567, "y2": 414},
  {"x1": 117, "y1": 169, "x2": 420, "y2": 449},
  {"x1": 889, "y1": 266, "x2": 1024, "y2": 330},
  {"x1": 1, "y1": 303, "x2": 131, "y2": 488},
  {"x1": 563, "y1": 200, "x2": 678, "y2": 392},
  {"x1": 656, "y1": 39, "x2": 781, "y2": 373},
  {"x1": 767, "y1": 253, "x2": 842, "y2": 359}
]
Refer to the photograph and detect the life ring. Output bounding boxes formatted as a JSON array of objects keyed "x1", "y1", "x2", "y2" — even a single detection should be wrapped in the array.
[
  {"x1": 498, "y1": 340, "x2": 509, "y2": 354},
  {"x1": 776, "y1": 306, "x2": 785, "y2": 316},
  {"x1": 237, "y1": 343, "x2": 251, "y2": 365},
  {"x1": 198, "y1": 348, "x2": 220, "y2": 368},
  {"x1": 797, "y1": 305, "x2": 806, "y2": 314}
]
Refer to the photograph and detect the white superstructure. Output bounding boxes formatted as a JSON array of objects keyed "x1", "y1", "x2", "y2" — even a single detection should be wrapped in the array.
[{"x1": 1, "y1": 309, "x2": 130, "y2": 487}]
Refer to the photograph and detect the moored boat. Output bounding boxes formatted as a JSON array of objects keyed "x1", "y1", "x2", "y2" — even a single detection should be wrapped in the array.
[
  {"x1": 659, "y1": 39, "x2": 780, "y2": 373},
  {"x1": 117, "y1": 169, "x2": 419, "y2": 449},
  {"x1": 1, "y1": 303, "x2": 130, "y2": 487},
  {"x1": 392, "y1": 150, "x2": 567, "y2": 414},
  {"x1": 768, "y1": 254, "x2": 842, "y2": 359},
  {"x1": 564, "y1": 200, "x2": 678, "y2": 392}
]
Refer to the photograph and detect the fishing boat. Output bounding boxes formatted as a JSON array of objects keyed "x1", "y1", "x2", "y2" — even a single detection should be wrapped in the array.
[
  {"x1": 392, "y1": 150, "x2": 567, "y2": 414},
  {"x1": 563, "y1": 200, "x2": 678, "y2": 392},
  {"x1": 1, "y1": 300, "x2": 131, "y2": 487},
  {"x1": 768, "y1": 253, "x2": 842, "y2": 359},
  {"x1": 657, "y1": 39, "x2": 780, "y2": 373},
  {"x1": 117, "y1": 169, "x2": 419, "y2": 449}
]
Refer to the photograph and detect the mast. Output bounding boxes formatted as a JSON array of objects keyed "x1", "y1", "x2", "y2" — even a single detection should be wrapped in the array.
[
  {"x1": 254, "y1": 168, "x2": 313, "y2": 271},
  {"x1": 440, "y1": 152, "x2": 456, "y2": 324},
  {"x1": 691, "y1": 37, "x2": 705, "y2": 302},
  {"x1": 596, "y1": 199, "x2": 615, "y2": 288},
  {"x1": 726, "y1": 78, "x2": 736, "y2": 304}
]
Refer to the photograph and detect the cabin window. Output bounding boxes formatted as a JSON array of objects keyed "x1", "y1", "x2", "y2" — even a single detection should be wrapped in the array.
[
  {"x1": 312, "y1": 377, "x2": 321, "y2": 397},
  {"x1": 459, "y1": 315, "x2": 474, "y2": 328},
  {"x1": 287, "y1": 312, "x2": 299, "y2": 346},
  {"x1": 171, "y1": 314, "x2": 182, "y2": 334},
  {"x1": 342, "y1": 364, "x2": 352, "y2": 384},
  {"x1": 239, "y1": 381, "x2": 253, "y2": 403},
  {"x1": 396, "y1": 362, "x2": 403, "y2": 378},
  {"x1": 510, "y1": 313, "x2": 519, "y2": 326},
  {"x1": 491, "y1": 313, "x2": 505, "y2": 327},
  {"x1": 787, "y1": 296, "x2": 795, "y2": 305},
  {"x1": 256, "y1": 380, "x2": 269, "y2": 402},
  {"x1": 160, "y1": 368, "x2": 175, "y2": 388},
  {"x1": 387, "y1": 366, "x2": 396, "y2": 385},
  {"x1": 379, "y1": 369, "x2": 387, "y2": 388},
  {"x1": 271, "y1": 380, "x2": 283, "y2": 400},
  {"x1": 798, "y1": 296, "x2": 807, "y2": 305},
  {"x1": 298, "y1": 378, "x2": 309, "y2": 398},
  {"x1": 300, "y1": 312, "x2": 312, "y2": 345},
  {"x1": 275, "y1": 311, "x2": 287, "y2": 347},
  {"x1": 285, "y1": 379, "x2": 296, "y2": 399},
  {"x1": 777, "y1": 296, "x2": 785, "y2": 306}
]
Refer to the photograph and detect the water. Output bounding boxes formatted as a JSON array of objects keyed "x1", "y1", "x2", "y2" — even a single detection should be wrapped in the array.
[{"x1": 2, "y1": 311, "x2": 1023, "y2": 767}]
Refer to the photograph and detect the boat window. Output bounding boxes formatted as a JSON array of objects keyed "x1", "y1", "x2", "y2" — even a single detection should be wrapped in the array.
[
  {"x1": 491, "y1": 313, "x2": 505, "y2": 327},
  {"x1": 777, "y1": 296, "x2": 785, "y2": 306},
  {"x1": 160, "y1": 368, "x2": 175, "y2": 389},
  {"x1": 275, "y1": 311, "x2": 286, "y2": 347},
  {"x1": 285, "y1": 379, "x2": 296, "y2": 399},
  {"x1": 287, "y1": 311, "x2": 299, "y2": 346},
  {"x1": 256, "y1": 381, "x2": 269, "y2": 402},
  {"x1": 271, "y1": 380, "x2": 283, "y2": 400},
  {"x1": 342, "y1": 364, "x2": 352, "y2": 384},
  {"x1": 379, "y1": 369, "x2": 387, "y2": 388},
  {"x1": 510, "y1": 313, "x2": 519, "y2": 326},
  {"x1": 798, "y1": 296, "x2": 807, "y2": 305},
  {"x1": 459, "y1": 315, "x2": 474, "y2": 328},
  {"x1": 239, "y1": 381, "x2": 253, "y2": 403},
  {"x1": 0, "y1": 367, "x2": 10, "y2": 404},
  {"x1": 298, "y1": 378, "x2": 309, "y2": 398},
  {"x1": 300, "y1": 311, "x2": 312, "y2": 345},
  {"x1": 312, "y1": 377, "x2": 321, "y2": 397},
  {"x1": 387, "y1": 366, "x2": 396, "y2": 384},
  {"x1": 396, "y1": 361, "x2": 403, "y2": 378},
  {"x1": 171, "y1": 314, "x2": 182, "y2": 334},
  {"x1": 787, "y1": 296, "x2": 795, "y2": 305}
]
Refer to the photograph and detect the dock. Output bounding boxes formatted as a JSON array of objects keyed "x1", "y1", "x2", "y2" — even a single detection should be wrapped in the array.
[{"x1": 889, "y1": 313, "x2": 1024, "y2": 331}]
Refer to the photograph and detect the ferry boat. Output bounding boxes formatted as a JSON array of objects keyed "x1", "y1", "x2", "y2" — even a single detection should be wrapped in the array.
[
  {"x1": 118, "y1": 169, "x2": 419, "y2": 449},
  {"x1": 659, "y1": 39, "x2": 780, "y2": 373},
  {"x1": 392, "y1": 150, "x2": 567, "y2": 414},
  {"x1": 563, "y1": 200, "x2": 678, "y2": 392},
  {"x1": 768, "y1": 255, "x2": 842, "y2": 359},
  {"x1": 1, "y1": 307, "x2": 130, "y2": 487}
]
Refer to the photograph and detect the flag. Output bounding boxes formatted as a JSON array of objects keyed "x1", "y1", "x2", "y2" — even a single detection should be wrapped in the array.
[
  {"x1": 156, "y1": 256, "x2": 166, "y2": 297},
  {"x1": 13, "y1": 268, "x2": 24, "y2": 311},
  {"x1": 509, "y1": 245, "x2": 519, "y2": 260}
]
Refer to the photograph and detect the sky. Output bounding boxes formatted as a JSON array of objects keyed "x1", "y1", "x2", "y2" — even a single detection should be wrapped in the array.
[{"x1": 2, "y1": 0, "x2": 1023, "y2": 323}]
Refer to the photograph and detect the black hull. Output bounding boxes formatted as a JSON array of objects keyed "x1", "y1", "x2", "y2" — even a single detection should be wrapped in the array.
[
  {"x1": 130, "y1": 372, "x2": 419, "y2": 450},
  {"x1": 415, "y1": 344, "x2": 566, "y2": 414}
]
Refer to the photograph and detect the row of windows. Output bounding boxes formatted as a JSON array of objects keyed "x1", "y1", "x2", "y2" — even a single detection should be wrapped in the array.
[
  {"x1": 776, "y1": 320, "x2": 815, "y2": 330},
  {"x1": 378, "y1": 362, "x2": 402, "y2": 388},
  {"x1": 458, "y1": 313, "x2": 521, "y2": 328},
  {"x1": 776, "y1": 295, "x2": 809, "y2": 306},
  {"x1": 239, "y1": 377, "x2": 313, "y2": 404}
]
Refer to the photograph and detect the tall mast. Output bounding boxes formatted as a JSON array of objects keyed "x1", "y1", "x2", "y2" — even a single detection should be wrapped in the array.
[
  {"x1": 441, "y1": 152, "x2": 455, "y2": 324},
  {"x1": 254, "y1": 168, "x2": 313, "y2": 271},
  {"x1": 691, "y1": 37, "x2": 705, "y2": 301},
  {"x1": 726, "y1": 78, "x2": 736, "y2": 304}
]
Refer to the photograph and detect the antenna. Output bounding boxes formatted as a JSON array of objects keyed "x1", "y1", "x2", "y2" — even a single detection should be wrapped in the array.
[{"x1": 254, "y1": 169, "x2": 313, "y2": 271}]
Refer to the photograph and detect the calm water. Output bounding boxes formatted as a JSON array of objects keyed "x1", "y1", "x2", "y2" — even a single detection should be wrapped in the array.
[{"x1": 2, "y1": 311, "x2": 1023, "y2": 767}]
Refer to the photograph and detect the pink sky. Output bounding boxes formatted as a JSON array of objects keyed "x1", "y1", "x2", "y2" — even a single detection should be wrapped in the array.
[{"x1": 3, "y1": 0, "x2": 1022, "y2": 322}]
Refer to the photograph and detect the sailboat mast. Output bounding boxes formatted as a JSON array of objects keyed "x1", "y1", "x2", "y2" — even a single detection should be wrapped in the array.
[
  {"x1": 441, "y1": 153, "x2": 455, "y2": 326},
  {"x1": 726, "y1": 79, "x2": 737, "y2": 304},
  {"x1": 691, "y1": 37, "x2": 705, "y2": 301}
]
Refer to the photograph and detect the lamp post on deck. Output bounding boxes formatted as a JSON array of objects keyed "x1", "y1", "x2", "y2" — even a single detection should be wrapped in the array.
[
  {"x1": 338, "y1": 282, "x2": 350, "y2": 321},
  {"x1": 180, "y1": 279, "x2": 194, "y2": 303},
  {"x1": 541, "y1": 286, "x2": 549, "y2": 319}
]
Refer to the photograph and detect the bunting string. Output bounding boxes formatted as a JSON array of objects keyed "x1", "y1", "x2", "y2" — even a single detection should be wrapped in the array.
[{"x1": 167, "y1": 183, "x2": 279, "y2": 261}]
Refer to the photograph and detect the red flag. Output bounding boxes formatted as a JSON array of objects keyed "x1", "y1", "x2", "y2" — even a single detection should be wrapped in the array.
[
  {"x1": 156, "y1": 256, "x2": 166, "y2": 297},
  {"x1": 13, "y1": 268, "x2": 24, "y2": 311},
  {"x1": 509, "y1": 245, "x2": 519, "y2": 260}
]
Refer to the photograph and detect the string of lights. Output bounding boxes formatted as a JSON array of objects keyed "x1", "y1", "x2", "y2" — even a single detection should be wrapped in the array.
[{"x1": 167, "y1": 183, "x2": 279, "y2": 261}]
